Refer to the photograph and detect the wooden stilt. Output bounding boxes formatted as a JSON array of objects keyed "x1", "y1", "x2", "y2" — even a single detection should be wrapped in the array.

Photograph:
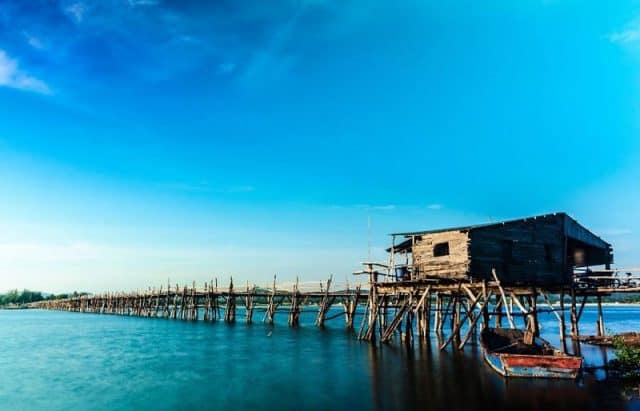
[
  {"x1": 289, "y1": 277, "x2": 301, "y2": 326},
  {"x1": 316, "y1": 276, "x2": 334, "y2": 327},
  {"x1": 531, "y1": 288, "x2": 539, "y2": 336},
  {"x1": 559, "y1": 289, "x2": 567, "y2": 353},
  {"x1": 433, "y1": 293, "x2": 440, "y2": 333},
  {"x1": 481, "y1": 281, "x2": 489, "y2": 330},
  {"x1": 597, "y1": 295, "x2": 605, "y2": 337},
  {"x1": 404, "y1": 294, "x2": 415, "y2": 345},
  {"x1": 224, "y1": 278, "x2": 236, "y2": 323},
  {"x1": 458, "y1": 290, "x2": 494, "y2": 350},
  {"x1": 381, "y1": 298, "x2": 411, "y2": 343},
  {"x1": 266, "y1": 275, "x2": 277, "y2": 324},
  {"x1": 345, "y1": 286, "x2": 360, "y2": 330},
  {"x1": 440, "y1": 290, "x2": 485, "y2": 350},
  {"x1": 492, "y1": 269, "x2": 515, "y2": 329},
  {"x1": 245, "y1": 282, "x2": 254, "y2": 324},
  {"x1": 494, "y1": 297, "x2": 503, "y2": 328}
]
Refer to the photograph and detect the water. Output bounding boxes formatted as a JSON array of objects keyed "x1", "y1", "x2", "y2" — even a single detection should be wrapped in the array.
[{"x1": 1, "y1": 306, "x2": 639, "y2": 411}]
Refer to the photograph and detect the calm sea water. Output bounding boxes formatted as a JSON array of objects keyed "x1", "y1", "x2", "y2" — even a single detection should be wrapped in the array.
[{"x1": 1, "y1": 306, "x2": 639, "y2": 411}]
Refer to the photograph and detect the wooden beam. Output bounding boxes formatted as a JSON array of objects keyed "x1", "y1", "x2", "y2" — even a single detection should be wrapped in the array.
[{"x1": 492, "y1": 269, "x2": 515, "y2": 329}]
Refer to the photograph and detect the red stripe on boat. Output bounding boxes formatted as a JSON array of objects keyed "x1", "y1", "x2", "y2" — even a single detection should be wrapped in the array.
[{"x1": 501, "y1": 355, "x2": 582, "y2": 369}]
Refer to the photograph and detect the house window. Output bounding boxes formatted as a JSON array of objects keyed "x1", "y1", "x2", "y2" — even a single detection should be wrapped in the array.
[{"x1": 433, "y1": 242, "x2": 450, "y2": 257}]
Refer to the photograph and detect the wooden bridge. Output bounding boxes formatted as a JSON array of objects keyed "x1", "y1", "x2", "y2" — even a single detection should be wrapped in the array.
[
  {"x1": 36, "y1": 276, "x2": 367, "y2": 328},
  {"x1": 34, "y1": 269, "x2": 640, "y2": 355}
]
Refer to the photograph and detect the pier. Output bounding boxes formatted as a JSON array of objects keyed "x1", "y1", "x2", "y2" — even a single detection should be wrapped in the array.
[
  {"x1": 35, "y1": 213, "x2": 640, "y2": 356},
  {"x1": 35, "y1": 276, "x2": 367, "y2": 329},
  {"x1": 34, "y1": 270, "x2": 640, "y2": 354}
]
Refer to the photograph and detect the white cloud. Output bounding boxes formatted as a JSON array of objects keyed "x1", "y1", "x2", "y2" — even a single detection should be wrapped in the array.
[
  {"x1": 0, "y1": 50, "x2": 51, "y2": 94},
  {"x1": 23, "y1": 32, "x2": 44, "y2": 50},
  {"x1": 65, "y1": 2, "x2": 86, "y2": 23},
  {"x1": 609, "y1": 19, "x2": 640, "y2": 44},
  {"x1": 427, "y1": 203, "x2": 443, "y2": 210},
  {"x1": 609, "y1": 29, "x2": 640, "y2": 44}
]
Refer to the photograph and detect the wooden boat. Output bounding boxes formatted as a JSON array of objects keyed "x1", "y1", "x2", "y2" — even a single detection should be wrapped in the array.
[{"x1": 480, "y1": 328, "x2": 582, "y2": 379}]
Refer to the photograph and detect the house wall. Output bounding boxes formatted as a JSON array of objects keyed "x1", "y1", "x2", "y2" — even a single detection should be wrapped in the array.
[
  {"x1": 412, "y1": 231, "x2": 470, "y2": 280},
  {"x1": 468, "y1": 214, "x2": 568, "y2": 286}
]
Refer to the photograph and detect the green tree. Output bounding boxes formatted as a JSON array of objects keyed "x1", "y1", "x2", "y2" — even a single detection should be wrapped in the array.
[{"x1": 610, "y1": 336, "x2": 640, "y2": 378}]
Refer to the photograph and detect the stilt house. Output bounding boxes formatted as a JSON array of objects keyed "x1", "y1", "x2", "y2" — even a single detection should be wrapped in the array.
[{"x1": 389, "y1": 212, "x2": 613, "y2": 286}]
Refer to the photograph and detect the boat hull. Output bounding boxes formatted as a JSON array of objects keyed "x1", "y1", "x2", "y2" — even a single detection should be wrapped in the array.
[{"x1": 482, "y1": 350, "x2": 582, "y2": 379}]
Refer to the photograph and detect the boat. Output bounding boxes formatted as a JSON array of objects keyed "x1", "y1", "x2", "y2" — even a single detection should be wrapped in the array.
[{"x1": 480, "y1": 328, "x2": 582, "y2": 379}]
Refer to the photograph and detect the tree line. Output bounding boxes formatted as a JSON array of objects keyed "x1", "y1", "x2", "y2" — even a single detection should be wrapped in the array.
[{"x1": 0, "y1": 290, "x2": 88, "y2": 306}]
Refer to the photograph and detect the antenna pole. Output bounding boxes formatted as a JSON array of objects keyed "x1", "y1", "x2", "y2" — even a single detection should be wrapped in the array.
[{"x1": 367, "y1": 213, "x2": 372, "y2": 261}]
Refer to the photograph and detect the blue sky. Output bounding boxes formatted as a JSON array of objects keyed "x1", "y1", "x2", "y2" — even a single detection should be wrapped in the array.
[{"x1": 0, "y1": 0, "x2": 639, "y2": 292}]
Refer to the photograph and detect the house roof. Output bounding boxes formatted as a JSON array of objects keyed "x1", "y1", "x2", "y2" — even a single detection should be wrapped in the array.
[{"x1": 388, "y1": 212, "x2": 611, "y2": 251}]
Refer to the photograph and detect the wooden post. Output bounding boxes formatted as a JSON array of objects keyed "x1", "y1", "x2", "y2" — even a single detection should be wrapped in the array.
[
  {"x1": 440, "y1": 290, "x2": 486, "y2": 350},
  {"x1": 245, "y1": 282, "x2": 254, "y2": 324},
  {"x1": 570, "y1": 286, "x2": 581, "y2": 355},
  {"x1": 289, "y1": 277, "x2": 301, "y2": 326},
  {"x1": 191, "y1": 282, "x2": 198, "y2": 321},
  {"x1": 358, "y1": 294, "x2": 371, "y2": 340},
  {"x1": 414, "y1": 286, "x2": 430, "y2": 339},
  {"x1": 492, "y1": 269, "x2": 515, "y2": 329},
  {"x1": 380, "y1": 296, "x2": 388, "y2": 337},
  {"x1": 224, "y1": 277, "x2": 236, "y2": 323},
  {"x1": 559, "y1": 289, "x2": 567, "y2": 353},
  {"x1": 454, "y1": 293, "x2": 461, "y2": 343},
  {"x1": 365, "y1": 269, "x2": 379, "y2": 341},
  {"x1": 404, "y1": 293, "x2": 415, "y2": 345},
  {"x1": 531, "y1": 288, "x2": 539, "y2": 337},
  {"x1": 214, "y1": 278, "x2": 220, "y2": 321},
  {"x1": 597, "y1": 295, "x2": 605, "y2": 337},
  {"x1": 570, "y1": 287, "x2": 578, "y2": 337},
  {"x1": 381, "y1": 298, "x2": 411, "y2": 343},
  {"x1": 266, "y1": 275, "x2": 277, "y2": 324},
  {"x1": 163, "y1": 282, "x2": 170, "y2": 318},
  {"x1": 344, "y1": 285, "x2": 360, "y2": 330},
  {"x1": 203, "y1": 283, "x2": 210, "y2": 321},
  {"x1": 424, "y1": 287, "x2": 431, "y2": 338},
  {"x1": 482, "y1": 281, "x2": 489, "y2": 330},
  {"x1": 316, "y1": 275, "x2": 333, "y2": 327},
  {"x1": 494, "y1": 297, "x2": 503, "y2": 328},
  {"x1": 434, "y1": 293, "x2": 441, "y2": 333},
  {"x1": 153, "y1": 286, "x2": 160, "y2": 318},
  {"x1": 171, "y1": 285, "x2": 179, "y2": 319},
  {"x1": 459, "y1": 290, "x2": 494, "y2": 349}
]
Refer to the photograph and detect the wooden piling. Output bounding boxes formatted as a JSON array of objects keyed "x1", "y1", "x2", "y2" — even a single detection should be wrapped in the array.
[
  {"x1": 245, "y1": 282, "x2": 254, "y2": 324},
  {"x1": 597, "y1": 295, "x2": 605, "y2": 337},
  {"x1": 224, "y1": 278, "x2": 236, "y2": 323}
]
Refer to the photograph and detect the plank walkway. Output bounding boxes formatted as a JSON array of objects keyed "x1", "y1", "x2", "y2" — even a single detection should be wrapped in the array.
[{"x1": 35, "y1": 271, "x2": 640, "y2": 354}]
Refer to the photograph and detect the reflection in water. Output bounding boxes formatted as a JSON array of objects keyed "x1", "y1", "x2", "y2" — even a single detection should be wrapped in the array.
[
  {"x1": 0, "y1": 307, "x2": 638, "y2": 411},
  {"x1": 366, "y1": 339, "x2": 629, "y2": 411}
]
